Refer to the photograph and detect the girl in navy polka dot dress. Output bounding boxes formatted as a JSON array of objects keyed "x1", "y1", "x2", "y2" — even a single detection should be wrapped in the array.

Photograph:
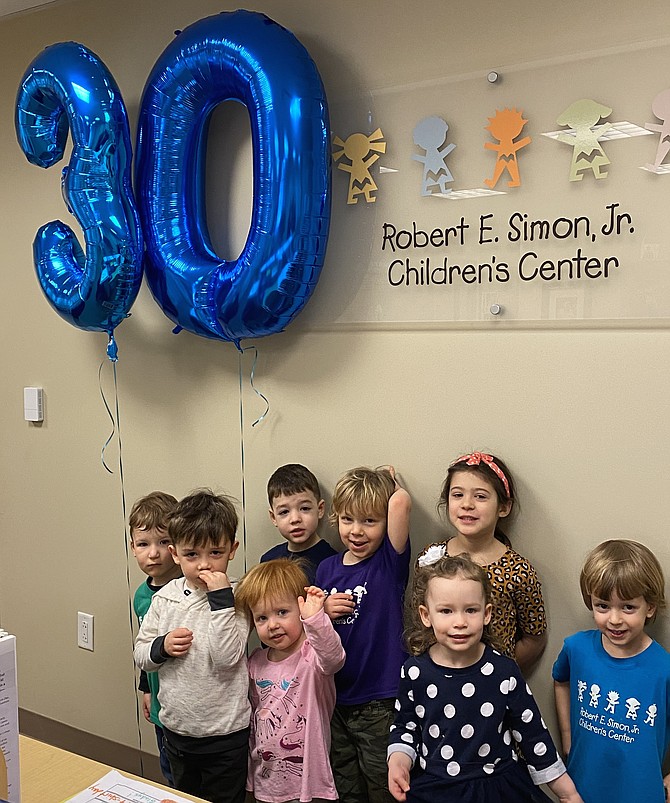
[{"x1": 387, "y1": 554, "x2": 583, "y2": 803}]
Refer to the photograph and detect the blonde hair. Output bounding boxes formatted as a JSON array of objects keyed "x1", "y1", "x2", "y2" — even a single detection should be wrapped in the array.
[
  {"x1": 580, "y1": 539, "x2": 666, "y2": 622},
  {"x1": 235, "y1": 558, "x2": 309, "y2": 613},
  {"x1": 329, "y1": 466, "x2": 395, "y2": 525},
  {"x1": 405, "y1": 554, "x2": 499, "y2": 656}
]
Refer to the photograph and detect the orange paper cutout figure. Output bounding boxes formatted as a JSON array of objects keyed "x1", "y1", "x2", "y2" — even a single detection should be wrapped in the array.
[
  {"x1": 555, "y1": 99, "x2": 612, "y2": 181},
  {"x1": 645, "y1": 89, "x2": 670, "y2": 171},
  {"x1": 484, "y1": 108, "x2": 531, "y2": 189},
  {"x1": 332, "y1": 129, "x2": 387, "y2": 204}
]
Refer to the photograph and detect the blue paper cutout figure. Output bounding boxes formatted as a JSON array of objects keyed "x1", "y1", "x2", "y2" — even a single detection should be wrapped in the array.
[
  {"x1": 555, "y1": 99, "x2": 612, "y2": 181},
  {"x1": 645, "y1": 89, "x2": 670, "y2": 171},
  {"x1": 412, "y1": 116, "x2": 456, "y2": 196}
]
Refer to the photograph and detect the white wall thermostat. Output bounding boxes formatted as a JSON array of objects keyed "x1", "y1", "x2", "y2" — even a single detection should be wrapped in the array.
[{"x1": 24, "y1": 387, "x2": 44, "y2": 422}]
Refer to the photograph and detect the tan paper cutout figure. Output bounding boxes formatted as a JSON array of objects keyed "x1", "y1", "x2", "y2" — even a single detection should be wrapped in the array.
[{"x1": 332, "y1": 129, "x2": 387, "y2": 204}]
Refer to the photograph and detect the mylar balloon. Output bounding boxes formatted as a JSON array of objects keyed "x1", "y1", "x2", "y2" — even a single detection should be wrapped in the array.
[
  {"x1": 135, "y1": 10, "x2": 332, "y2": 346},
  {"x1": 15, "y1": 42, "x2": 143, "y2": 335}
]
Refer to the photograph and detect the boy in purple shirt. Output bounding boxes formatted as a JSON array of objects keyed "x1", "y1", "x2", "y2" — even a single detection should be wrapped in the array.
[{"x1": 315, "y1": 466, "x2": 411, "y2": 803}]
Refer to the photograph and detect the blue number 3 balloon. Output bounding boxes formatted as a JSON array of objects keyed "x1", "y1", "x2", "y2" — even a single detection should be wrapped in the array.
[
  {"x1": 15, "y1": 42, "x2": 143, "y2": 337},
  {"x1": 136, "y1": 10, "x2": 332, "y2": 346}
]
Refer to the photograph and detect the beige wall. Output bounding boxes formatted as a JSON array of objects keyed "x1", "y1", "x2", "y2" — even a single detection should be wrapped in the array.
[{"x1": 1, "y1": 0, "x2": 669, "y2": 759}]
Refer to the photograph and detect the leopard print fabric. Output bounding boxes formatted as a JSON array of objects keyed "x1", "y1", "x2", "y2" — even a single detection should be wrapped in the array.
[{"x1": 416, "y1": 541, "x2": 547, "y2": 659}]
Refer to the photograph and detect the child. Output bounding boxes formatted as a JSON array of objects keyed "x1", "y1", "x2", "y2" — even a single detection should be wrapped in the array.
[
  {"x1": 261, "y1": 464, "x2": 337, "y2": 584},
  {"x1": 315, "y1": 465, "x2": 411, "y2": 803},
  {"x1": 235, "y1": 558, "x2": 345, "y2": 803},
  {"x1": 388, "y1": 553, "x2": 583, "y2": 803},
  {"x1": 129, "y1": 491, "x2": 181, "y2": 785},
  {"x1": 134, "y1": 489, "x2": 250, "y2": 803},
  {"x1": 553, "y1": 539, "x2": 670, "y2": 802},
  {"x1": 417, "y1": 452, "x2": 547, "y2": 673}
]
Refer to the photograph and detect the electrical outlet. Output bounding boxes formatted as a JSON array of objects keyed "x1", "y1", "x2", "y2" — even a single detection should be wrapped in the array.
[{"x1": 77, "y1": 612, "x2": 94, "y2": 651}]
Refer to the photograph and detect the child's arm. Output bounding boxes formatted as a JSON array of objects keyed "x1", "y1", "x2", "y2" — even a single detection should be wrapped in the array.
[
  {"x1": 385, "y1": 466, "x2": 411, "y2": 554},
  {"x1": 387, "y1": 752, "x2": 412, "y2": 802},
  {"x1": 545, "y1": 772, "x2": 584, "y2": 803},
  {"x1": 299, "y1": 587, "x2": 346, "y2": 674},
  {"x1": 515, "y1": 632, "x2": 547, "y2": 675},
  {"x1": 201, "y1": 572, "x2": 249, "y2": 668},
  {"x1": 554, "y1": 680, "x2": 572, "y2": 758}
]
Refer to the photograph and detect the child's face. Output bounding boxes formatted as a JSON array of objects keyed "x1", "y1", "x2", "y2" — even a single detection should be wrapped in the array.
[
  {"x1": 447, "y1": 471, "x2": 511, "y2": 542},
  {"x1": 419, "y1": 575, "x2": 492, "y2": 667},
  {"x1": 251, "y1": 594, "x2": 305, "y2": 658},
  {"x1": 131, "y1": 527, "x2": 181, "y2": 586},
  {"x1": 591, "y1": 592, "x2": 655, "y2": 658},
  {"x1": 169, "y1": 536, "x2": 238, "y2": 591},
  {"x1": 338, "y1": 509, "x2": 386, "y2": 563},
  {"x1": 269, "y1": 491, "x2": 325, "y2": 551}
]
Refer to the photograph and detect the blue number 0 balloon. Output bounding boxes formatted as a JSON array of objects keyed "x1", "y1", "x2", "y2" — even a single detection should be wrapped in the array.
[
  {"x1": 15, "y1": 42, "x2": 143, "y2": 338},
  {"x1": 136, "y1": 10, "x2": 331, "y2": 346}
]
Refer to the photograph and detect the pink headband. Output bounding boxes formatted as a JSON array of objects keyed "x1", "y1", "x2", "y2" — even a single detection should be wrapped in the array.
[{"x1": 450, "y1": 452, "x2": 511, "y2": 499}]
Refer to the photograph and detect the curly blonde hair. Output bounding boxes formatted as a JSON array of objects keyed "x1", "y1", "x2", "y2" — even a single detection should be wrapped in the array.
[{"x1": 405, "y1": 553, "x2": 500, "y2": 656}]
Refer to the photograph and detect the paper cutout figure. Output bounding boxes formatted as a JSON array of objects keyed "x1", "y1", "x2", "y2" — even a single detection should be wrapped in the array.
[
  {"x1": 483, "y1": 108, "x2": 531, "y2": 189},
  {"x1": 645, "y1": 89, "x2": 670, "y2": 171},
  {"x1": 555, "y1": 99, "x2": 612, "y2": 181},
  {"x1": 412, "y1": 116, "x2": 456, "y2": 196},
  {"x1": 332, "y1": 129, "x2": 387, "y2": 204}
]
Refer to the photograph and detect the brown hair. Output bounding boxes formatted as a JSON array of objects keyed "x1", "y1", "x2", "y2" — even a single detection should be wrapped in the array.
[
  {"x1": 405, "y1": 553, "x2": 499, "y2": 656},
  {"x1": 129, "y1": 491, "x2": 178, "y2": 540},
  {"x1": 167, "y1": 489, "x2": 238, "y2": 548},
  {"x1": 438, "y1": 453, "x2": 516, "y2": 547},
  {"x1": 579, "y1": 539, "x2": 666, "y2": 622},
  {"x1": 234, "y1": 558, "x2": 309, "y2": 613},
  {"x1": 267, "y1": 464, "x2": 321, "y2": 506},
  {"x1": 329, "y1": 466, "x2": 395, "y2": 526}
]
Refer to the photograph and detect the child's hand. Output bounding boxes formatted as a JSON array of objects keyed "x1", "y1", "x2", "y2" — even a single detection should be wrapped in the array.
[
  {"x1": 141, "y1": 692, "x2": 151, "y2": 721},
  {"x1": 324, "y1": 592, "x2": 355, "y2": 620},
  {"x1": 198, "y1": 570, "x2": 231, "y2": 591},
  {"x1": 298, "y1": 586, "x2": 326, "y2": 619},
  {"x1": 164, "y1": 627, "x2": 193, "y2": 657},
  {"x1": 388, "y1": 752, "x2": 412, "y2": 801}
]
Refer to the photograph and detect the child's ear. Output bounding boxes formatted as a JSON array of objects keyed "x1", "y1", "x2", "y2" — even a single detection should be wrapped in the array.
[
  {"x1": 317, "y1": 499, "x2": 325, "y2": 519},
  {"x1": 130, "y1": 540, "x2": 136, "y2": 557},
  {"x1": 418, "y1": 604, "x2": 432, "y2": 629},
  {"x1": 646, "y1": 603, "x2": 657, "y2": 621},
  {"x1": 269, "y1": 507, "x2": 278, "y2": 527},
  {"x1": 229, "y1": 540, "x2": 240, "y2": 560},
  {"x1": 168, "y1": 544, "x2": 179, "y2": 564},
  {"x1": 498, "y1": 500, "x2": 512, "y2": 519},
  {"x1": 484, "y1": 603, "x2": 493, "y2": 626}
]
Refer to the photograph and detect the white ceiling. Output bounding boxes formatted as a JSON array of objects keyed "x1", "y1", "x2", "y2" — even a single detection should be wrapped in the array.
[{"x1": 0, "y1": 0, "x2": 60, "y2": 18}]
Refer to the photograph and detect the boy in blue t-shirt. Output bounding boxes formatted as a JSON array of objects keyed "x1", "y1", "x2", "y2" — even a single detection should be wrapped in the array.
[
  {"x1": 129, "y1": 491, "x2": 181, "y2": 785},
  {"x1": 261, "y1": 463, "x2": 336, "y2": 584},
  {"x1": 316, "y1": 465, "x2": 411, "y2": 803},
  {"x1": 553, "y1": 539, "x2": 670, "y2": 803}
]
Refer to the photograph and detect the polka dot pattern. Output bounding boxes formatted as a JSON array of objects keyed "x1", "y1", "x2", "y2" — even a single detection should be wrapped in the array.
[{"x1": 388, "y1": 648, "x2": 558, "y2": 787}]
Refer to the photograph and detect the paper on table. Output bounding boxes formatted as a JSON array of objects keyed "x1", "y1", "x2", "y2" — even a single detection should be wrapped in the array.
[{"x1": 64, "y1": 769, "x2": 196, "y2": 803}]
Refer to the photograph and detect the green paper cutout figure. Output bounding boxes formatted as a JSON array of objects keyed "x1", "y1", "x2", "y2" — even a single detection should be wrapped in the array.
[
  {"x1": 556, "y1": 99, "x2": 612, "y2": 181},
  {"x1": 484, "y1": 108, "x2": 531, "y2": 189},
  {"x1": 332, "y1": 129, "x2": 387, "y2": 204}
]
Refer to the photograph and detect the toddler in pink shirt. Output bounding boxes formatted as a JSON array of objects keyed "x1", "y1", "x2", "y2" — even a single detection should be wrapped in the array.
[{"x1": 235, "y1": 558, "x2": 345, "y2": 803}]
